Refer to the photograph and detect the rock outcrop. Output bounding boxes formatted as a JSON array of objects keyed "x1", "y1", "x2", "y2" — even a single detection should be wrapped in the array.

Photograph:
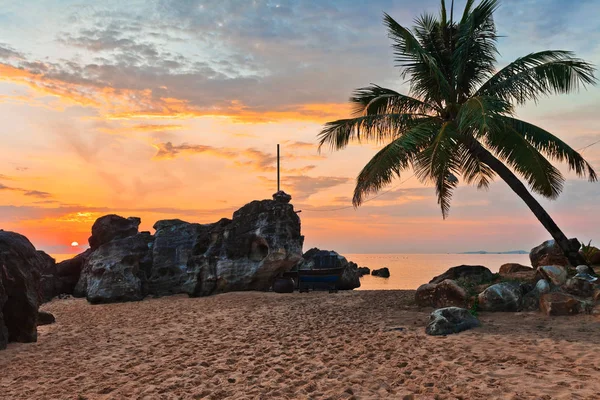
[
  {"x1": 186, "y1": 200, "x2": 304, "y2": 296},
  {"x1": 415, "y1": 280, "x2": 468, "y2": 308},
  {"x1": 88, "y1": 215, "x2": 141, "y2": 251},
  {"x1": 0, "y1": 231, "x2": 43, "y2": 346},
  {"x1": 430, "y1": 265, "x2": 494, "y2": 285},
  {"x1": 425, "y1": 307, "x2": 480, "y2": 336},
  {"x1": 75, "y1": 232, "x2": 154, "y2": 304},
  {"x1": 56, "y1": 249, "x2": 91, "y2": 298}
]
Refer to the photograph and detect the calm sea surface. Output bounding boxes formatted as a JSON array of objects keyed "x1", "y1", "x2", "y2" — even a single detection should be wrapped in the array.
[
  {"x1": 51, "y1": 253, "x2": 532, "y2": 291},
  {"x1": 347, "y1": 253, "x2": 531, "y2": 290}
]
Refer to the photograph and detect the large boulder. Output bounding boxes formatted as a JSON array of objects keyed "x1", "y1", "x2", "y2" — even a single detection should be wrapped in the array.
[
  {"x1": 415, "y1": 280, "x2": 468, "y2": 308},
  {"x1": 540, "y1": 292, "x2": 587, "y2": 316},
  {"x1": 538, "y1": 265, "x2": 568, "y2": 286},
  {"x1": 339, "y1": 262, "x2": 361, "y2": 290},
  {"x1": 36, "y1": 251, "x2": 58, "y2": 303},
  {"x1": 88, "y1": 214, "x2": 140, "y2": 251},
  {"x1": 522, "y1": 279, "x2": 551, "y2": 311},
  {"x1": 0, "y1": 231, "x2": 44, "y2": 346},
  {"x1": 74, "y1": 232, "x2": 153, "y2": 304},
  {"x1": 530, "y1": 239, "x2": 580, "y2": 268},
  {"x1": 148, "y1": 219, "x2": 212, "y2": 296},
  {"x1": 425, "y1": 307, "x2": 480, "y2": 336},
  {"x1": 357, "y1": 267, "x2": 370, "y2": 276},
  {"x1": 478, "y1": 282, "x2": 524, "y2": 312},
  {"x1": 430, "y1": 265, "x2": 494, "y2": 285},
  {"x1": 499, "y1": 263, "x2": 533, "y2": 275},
  {"x1": 185, "y1": 200, "x2": 304, "y2": 297}
]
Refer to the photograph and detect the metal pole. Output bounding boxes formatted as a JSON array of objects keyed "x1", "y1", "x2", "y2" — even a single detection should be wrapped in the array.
[{"x1": 277, "y1": 144, "x2": 280, "y2": 192}]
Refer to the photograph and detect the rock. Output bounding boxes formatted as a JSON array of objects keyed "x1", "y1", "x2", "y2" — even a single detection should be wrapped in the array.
[
  {"x1": 576, "y1": 265, "x2": 594, "y2": 274},
  {"x1": 415, "y1": 280, "x2": 468, "y2": 308},
  {"x1": 530, "y1": 239, "x2": 579, "y2": 268},
  {"x1": 339, "y1": 262, "x2": 361, "y2": 290},
  {"x1": 186, "y1": 199, "x2": 304, "y2": 297},
  {"x1": 540, "y1": 292, "x2": 584, "y2": 316},
  {"x1": 148, "y1": 219, "x2": 209, "y2": 296},
  {"x1": 273, "y1": 277, "x2": 295, "y2": 293},
  {"x1": 522, "y1": 279, "x2": 550, "y2": 311},
  {"x1": 478, "y1": 282, "x2": 523, "y2": 312},
  {"x1": 0, "y1": 231, "x2": 43, "y2": 346},
  {"x1": 425, "y1": 307, "x2": 480, "y2": 336},
  {"x1": 88, "y1": 214, "x2": 141, "y2": 251},
  {"x1": 357, "y1": 267, "x2": 370, "y2": 276},
  {"x1": 75, "y1": 232, "x2": 154, "y2": 304},
  {"x1": 589, "y1": 251, "x2": 600, "y2": 266},
  {"x1": 499, "y1": 263, "x2": 533, "y2": 275},
  {"x1": 538, "y1": 265, "x2": 568, "y2": 286},
  {"x1": 272, "y1": 190, "x2": 292, "y2": 204},
  {"x1": 372, "y1": 267, "x2": 390, "y2": 278},
  {"x1": 56, "y1": 249, "x2": 92, "y2": 298},
  {"x1": 297, "y1": 248, "x2": 360, "y2": 290},
  {"x1": 563, "y1": 278, "x2": 595, "y2": 298},
  {"x1": 429, "y1": 265, "x2": 494, "y2": 285},
  {"x1": 36, "y1": 251, "x2": 57, "y2": 303},
  {"x1": 37, "y1": 311, "x2": 55, "y2": 326}
]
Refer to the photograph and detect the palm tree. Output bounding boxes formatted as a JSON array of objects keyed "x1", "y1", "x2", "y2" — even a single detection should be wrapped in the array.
[{"x1": 318, "y1": 0, "x2": 597, "y2": 266}]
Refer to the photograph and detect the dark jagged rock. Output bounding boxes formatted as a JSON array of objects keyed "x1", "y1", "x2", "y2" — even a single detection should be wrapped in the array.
[
  {"x1": 425, "y1": 307, "x2": 480, "y2": 336},
  {"x1": 148, "y1": 219, "x2": 209, "y2": 296},
  {"x1": 429, "y1": 265, "x2": 493, "y2": 285},
  {"x1": 88, "y1": 214, "x2": 141, "y2": 251},
  {"x1": 478, "y1": 282, "x2": 524, "y2": 312},
  {"x1": 357, "y1": 267, "x2": 370, "y2": 276},
  {"x1": 339, "y1": 262, "x2": 361, "y2": 290},
  {"x1": 75, "y1": 232, "x2": 153, "y2": 304},
  {"x1": 37, "y1": 251, "x2": 58, "y2": 303},
  {"x1": 37, "y1": 311, "x2": 55, "y2": 326},
  {"x1": 530, "y1": 239, "x2": 580, "y2": 269},
  {"x1": 186, "y1": 200, "x2": 304, "y2": 296},
  {"x1": 57, "y1": 249, "x2": 92, "y2": 298},
  {"x1": 372, "y1": 267, "x2": 390, "y2": 278},
  {"x1": 0, "y1": 272, "x2": 7, "y2": 350},
  {"x1": 0, "y1": 231, "x2": 43, "y2": 345},
  {"x1": 415, "y1": 280, "x2": 468, "y2": 308}
]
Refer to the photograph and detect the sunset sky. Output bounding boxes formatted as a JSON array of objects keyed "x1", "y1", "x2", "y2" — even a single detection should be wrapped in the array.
[{"x1": 1, "y1": 0, "x2": 599, "y2": 256}]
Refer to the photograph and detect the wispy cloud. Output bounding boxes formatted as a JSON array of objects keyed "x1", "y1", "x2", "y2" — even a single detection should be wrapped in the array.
[{"x1": 0, "y1": 183, "x2": 52, "y2": 198}]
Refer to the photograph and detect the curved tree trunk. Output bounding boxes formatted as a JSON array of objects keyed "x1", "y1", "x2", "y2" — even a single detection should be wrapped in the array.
[{"x1": 466, "y1": 138, "x2": 585, "y2": 266}]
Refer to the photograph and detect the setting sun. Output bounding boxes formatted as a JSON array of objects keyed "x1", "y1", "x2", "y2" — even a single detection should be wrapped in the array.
[{"x1": 70, "y1": 241, "x2": 79, "y2": 247}]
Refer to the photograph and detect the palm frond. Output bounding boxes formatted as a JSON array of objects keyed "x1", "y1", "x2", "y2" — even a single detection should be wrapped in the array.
[
  {"x1": 453, "y1": 0, "x2": 500, "y2": 99},
  {"x1": 383, "y1": 12, "x2": 452, "y2": 106},
  {"x1": 458, "y1": 143, "x2": 496, "y2": 188},
  {"x1": 349, "y1": 85, "x2": 438, "y2": 116},
  {"x1": 500, "y1": 117, "x2": 597, "y2": 181},
  {"x1": 485, "y1": 124, "x2": 565, "y2": 198},
  {"x1": 477, "y1": 50, "x2": 597, "y2": 104},
  {"x1": 353, "y1": 121, "x2": 439, "y2": 206},
  {"x1": 457, "y1": 96, "x2": 514, "y2": 137},
  {"x1": 413, "y1": 121, "x2": 462, "y2": 217},
  {"x1": 317, "y1": 114, "x2": 433, "y2": 151}
]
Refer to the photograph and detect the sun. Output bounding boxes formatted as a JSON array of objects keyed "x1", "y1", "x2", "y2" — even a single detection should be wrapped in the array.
[{"x1": 71, "y1": 241, "x2": 79, "y2": 247}]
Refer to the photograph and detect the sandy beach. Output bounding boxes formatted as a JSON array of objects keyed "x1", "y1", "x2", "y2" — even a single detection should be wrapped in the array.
[{"x1": 1, "y1": 291, "x2": 600, "y2": 399}]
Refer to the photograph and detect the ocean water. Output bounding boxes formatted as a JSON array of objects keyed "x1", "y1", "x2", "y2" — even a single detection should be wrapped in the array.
[
  {"x1": 347, "y1": 253, "x2": 532, "y2": 290},
  {"x1": 50, "y1": 252, "x2": 532, "y2": 291}
]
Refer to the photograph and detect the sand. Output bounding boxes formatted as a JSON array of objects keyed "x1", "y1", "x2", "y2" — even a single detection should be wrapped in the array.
[{"x1": 1, "y1": 291, "x2": 600, "y2": 399}]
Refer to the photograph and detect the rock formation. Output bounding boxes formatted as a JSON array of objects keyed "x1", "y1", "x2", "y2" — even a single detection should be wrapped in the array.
[
  {"x1": 88, "y1": 215, "x2": 141, "y2": 251},
  {"x1": 0, "y1": 230, "x2": 44, "y2": 348},
  {"x1": 415, "y1": 280, "x2": 468, "y2": 308},
  {"x1": 530, "y1": 239, "x2": 580, "y2": 268},
  {"x1": 371, "y1": 267, "x2": 390, "y2": 278}
]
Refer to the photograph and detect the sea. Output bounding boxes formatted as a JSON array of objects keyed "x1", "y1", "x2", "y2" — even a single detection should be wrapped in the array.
[
  {"x1": 51, "y1": 252, "x2": 531, "y2": 291},
  {"x1": 347, "y1": 253, "x2": 531, "y2": 290}
]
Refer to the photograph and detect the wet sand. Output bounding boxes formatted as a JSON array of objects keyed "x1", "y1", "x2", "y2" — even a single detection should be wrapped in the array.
[{"x1": 1, "y1": 290, "x2": 600, "y2": 399}]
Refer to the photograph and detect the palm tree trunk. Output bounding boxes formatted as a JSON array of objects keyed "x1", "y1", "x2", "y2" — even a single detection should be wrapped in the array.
[{"x1": 466, "y1": 138, "x2": 584, "y2": 266}]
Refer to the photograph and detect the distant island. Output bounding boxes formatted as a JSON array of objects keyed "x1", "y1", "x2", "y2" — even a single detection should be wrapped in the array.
[{"x1": 459, "y1": 250, "x2": 528, "y2": 255}]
